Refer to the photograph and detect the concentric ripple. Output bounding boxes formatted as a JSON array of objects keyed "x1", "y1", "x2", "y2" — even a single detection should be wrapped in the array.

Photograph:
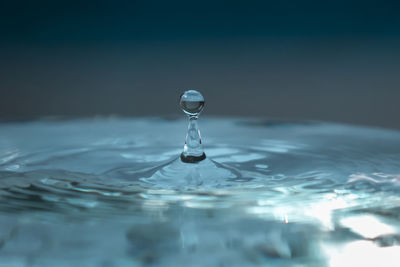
[{"x1": 0, "y1": 117, "x2": 400, "y2": 266}]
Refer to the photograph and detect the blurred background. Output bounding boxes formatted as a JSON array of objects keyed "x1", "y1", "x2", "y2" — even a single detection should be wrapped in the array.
[{"x1": 0, "y1": 0, "x2": 399, "y2": 129}]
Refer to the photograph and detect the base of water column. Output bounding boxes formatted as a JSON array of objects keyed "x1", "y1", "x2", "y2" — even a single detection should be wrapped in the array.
[{"x1": 180, "y1": 152, "x2": 206, "y2": 163}]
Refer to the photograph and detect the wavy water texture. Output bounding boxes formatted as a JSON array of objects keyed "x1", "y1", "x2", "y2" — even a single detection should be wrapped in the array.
[{"x1": 0, "y1": 118, "x2": 400, "y2": 266}]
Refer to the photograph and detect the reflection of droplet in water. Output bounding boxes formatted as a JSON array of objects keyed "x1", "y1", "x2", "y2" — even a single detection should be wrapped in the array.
[{"x1": 180, "y1": 90, "x2": 206, "y2": 163}]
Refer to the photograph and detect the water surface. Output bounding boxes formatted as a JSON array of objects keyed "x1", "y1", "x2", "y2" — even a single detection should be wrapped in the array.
[{"x1": 0, "y1": 117, "x2": 400, "y2": 266}]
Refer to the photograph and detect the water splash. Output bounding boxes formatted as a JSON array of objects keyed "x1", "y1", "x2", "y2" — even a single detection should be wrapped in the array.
[
  {"x1": 180, "y1": 90, "x2": 206, "y2": 163},
  {"x1": 141, "y1": 90, "x2": 240, "y2": 188},
  {"x1": 0, "y1": 117, "x2": 400, "y2": 266}
]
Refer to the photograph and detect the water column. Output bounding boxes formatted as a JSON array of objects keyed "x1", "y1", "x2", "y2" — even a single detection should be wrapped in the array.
[{"x1": 179, "y1": 90, "x2": 206, "y2": 163}]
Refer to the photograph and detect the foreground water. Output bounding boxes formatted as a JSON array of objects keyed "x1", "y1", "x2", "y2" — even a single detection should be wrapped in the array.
[{"x1": 0, "y1": 117, "x2": 400, "y2": 266}]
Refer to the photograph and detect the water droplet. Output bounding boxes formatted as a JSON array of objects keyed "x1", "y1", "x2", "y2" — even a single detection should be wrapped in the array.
[
  {"x1": 180, "y1": 90, "x2": 204, "y2": 117},
  {"x1": 180, "y1": 90, "x2": 206, "y2": 163}
]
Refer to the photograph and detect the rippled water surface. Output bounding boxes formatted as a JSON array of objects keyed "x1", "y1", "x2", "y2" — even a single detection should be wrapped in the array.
[{"x1": 1, "y1": 117, "x2": 400, "y2": 266}]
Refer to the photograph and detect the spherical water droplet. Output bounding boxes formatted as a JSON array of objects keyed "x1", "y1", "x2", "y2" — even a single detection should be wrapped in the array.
[{"x1": 180, "y1": 90, "x2": 205, "y2": 117}]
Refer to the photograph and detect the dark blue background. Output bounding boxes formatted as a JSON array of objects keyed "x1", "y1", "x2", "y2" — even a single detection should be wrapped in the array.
[{"x1": 1, "y1": 0, "x2": 399, "y2": 128}]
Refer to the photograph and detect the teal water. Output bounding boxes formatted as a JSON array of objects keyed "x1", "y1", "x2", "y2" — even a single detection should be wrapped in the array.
[{"x1": 0, "y1": 117, "x2": 399, "y2": 266}]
